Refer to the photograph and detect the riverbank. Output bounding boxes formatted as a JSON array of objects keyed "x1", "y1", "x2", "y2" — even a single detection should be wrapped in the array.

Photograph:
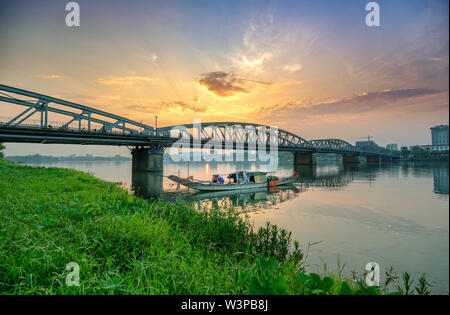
[{"x1": 0, "y1": 159, "x2": 431, "y2": 294}]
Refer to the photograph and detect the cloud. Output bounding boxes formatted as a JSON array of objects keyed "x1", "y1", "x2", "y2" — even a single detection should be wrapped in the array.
[
  {"x1": 196, "y1": 71, "x2": 270, "y2": 97},
  {"x1": 160, "y1": 101, "x2": 207, "y2": 113},
  {"x1": 35, "y1": 74, "x2": 61, "y2": 79},
  {"x1": 259, "y1": 88, "x2": 443, "y2": 117},
  {"x1": 143, "y1": 53, "x2": 158, "y2": 63},
  {"x1": 122, "y1": 100, "x2": 208, "y2": 114},
  {"x1": 230, "y1": 10, "x2": 318, "y2": 75},
  {"x1": 95, "y1": 76, "x2": 158, "y2": 86},
  {"x1": 232, "y1": 16, "x2": 277, "y2": 73},
  {"x1": 282, "y1": 64, "x2": 303, "y2": 74},
  {"x1": 237, "y1": 52, "x2": 273, "y2": 73}
]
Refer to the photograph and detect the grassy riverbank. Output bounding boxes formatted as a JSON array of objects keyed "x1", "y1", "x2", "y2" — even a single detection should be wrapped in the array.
[{"x1": 0, "y1": 159, "x2": 431, "y2": 295}]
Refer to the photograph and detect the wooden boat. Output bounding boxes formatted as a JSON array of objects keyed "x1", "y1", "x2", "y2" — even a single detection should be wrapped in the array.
[{"x1": 168, "y1": 171, "x2": 298, "y2": 191}]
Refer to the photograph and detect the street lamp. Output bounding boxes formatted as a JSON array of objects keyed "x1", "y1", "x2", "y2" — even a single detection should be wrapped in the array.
[{"x1": 155, "y1": 115, "x2": 158, "y2": 135}]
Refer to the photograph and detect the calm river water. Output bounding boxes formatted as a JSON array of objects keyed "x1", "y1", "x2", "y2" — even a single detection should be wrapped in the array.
[{"x1": 24, "y1": 154, "x2": 449, "y2": 294}]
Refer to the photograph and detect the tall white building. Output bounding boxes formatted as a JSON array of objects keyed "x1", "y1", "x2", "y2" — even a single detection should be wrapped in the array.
[
  {"x1": 431, "y1": 125, "x2": 449, "y2": 145},
  {"x1": 386, "y1": 144, "x2": 398, "y2": 151}
]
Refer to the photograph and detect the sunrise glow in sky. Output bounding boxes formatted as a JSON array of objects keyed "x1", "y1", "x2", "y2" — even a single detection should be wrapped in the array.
[{"x1": 0, "y1": 0, "x2": 448, "y2": 155}]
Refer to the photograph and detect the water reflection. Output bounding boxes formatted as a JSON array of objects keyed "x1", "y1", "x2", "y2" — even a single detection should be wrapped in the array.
[
  {"x1": 185, "y1": 186, "x2": 302, "y2": 214},
  {"x1": 129, "y1": 157, "x2": 449, "y2": 203},
  {"x1": 433, "y1": 165, "x2": 449, "y2": 195},
  {"x1": 132, "y1": 169, "x2": 163, "y2": 198}
]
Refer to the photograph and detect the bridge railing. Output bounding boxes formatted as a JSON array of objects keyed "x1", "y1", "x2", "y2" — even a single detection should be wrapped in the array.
[{"x1": 0, "y1": 119, "x2": 153, "y2": 138}]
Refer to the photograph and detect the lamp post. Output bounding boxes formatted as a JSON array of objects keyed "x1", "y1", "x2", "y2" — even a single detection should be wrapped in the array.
[{"x1": 155, "y1": 115, "x2": 158, "y2": 135}]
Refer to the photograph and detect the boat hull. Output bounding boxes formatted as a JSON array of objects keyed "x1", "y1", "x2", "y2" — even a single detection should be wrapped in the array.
[{"x1": 168, "y1": 175, "x2": 295, "y2": 191}]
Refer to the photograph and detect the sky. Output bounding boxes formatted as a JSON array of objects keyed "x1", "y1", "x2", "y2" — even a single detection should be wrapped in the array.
[{"x1": 0, "y1": 0, "x2": 448, "y2": 156}]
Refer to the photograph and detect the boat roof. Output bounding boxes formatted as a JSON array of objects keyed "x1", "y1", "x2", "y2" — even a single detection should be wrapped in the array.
[{"x1": 231, "y1": 171, "x2": 267, "y2": 175}]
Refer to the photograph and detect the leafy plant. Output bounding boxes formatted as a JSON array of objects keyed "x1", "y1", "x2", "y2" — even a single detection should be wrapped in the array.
[
  {"x1": 339, "y1": 282, "x2": 354, "y2": 295},
  {"x1": 0, "y1": 143, "x2": 5, "y2": 159},
  {"x1": 354, "y1": 281, "x2": 381, "y2": 295},
  {"x1": 249, "y1": 256, "x2": 288, "y2": 295},
  {"x1": 298, "y1": 272, "x2": 335, "y2": 295},
  {"x1": 415, "y1": 273, "x2": 431, "y2": 295},
  {"x1": 383, "y1": 266, "x2": 399, "y2": 292},
  {"x1": 396, "y1": 272, "x2": 414, "y2": 295}
]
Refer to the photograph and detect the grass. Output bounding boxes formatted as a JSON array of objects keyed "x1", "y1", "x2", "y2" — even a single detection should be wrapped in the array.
[{"x1": 0, "y1": 159, "x2": 431, "y2": 295}]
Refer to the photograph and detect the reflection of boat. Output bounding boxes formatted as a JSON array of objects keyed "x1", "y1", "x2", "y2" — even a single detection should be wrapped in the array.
[
  {"x1": 168, "y1": 171, "x2": 298, "y2": 191},
  {"x1": 183, "y1": 184, "x2": 297, "y2": 202}
]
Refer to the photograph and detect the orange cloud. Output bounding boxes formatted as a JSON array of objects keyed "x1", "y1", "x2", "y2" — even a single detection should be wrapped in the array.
[
  {"x1": 35, "y1": 74, "x2": 61, "y2": 79},
  {"x1": 196, "y1": 71, "x2": 270, "y2": 97},
  {"x1": 95, "y1": 76, "x2": 158, "y2": 86},
  {"x1": 258, "y1": 88, "x2": 443, "y2": 118}
]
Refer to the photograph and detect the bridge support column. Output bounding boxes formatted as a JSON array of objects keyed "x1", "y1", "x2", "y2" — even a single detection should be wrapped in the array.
[
  {"x1": 131, "y1": 147, "x2": 164, "y2": 198},
  {"x1": 294, "y1": 164, "x2": 316, "y2": 178},
  {"x1": 294, "y1": 152, "x2": 317, "y2": 166},
  {"x1": 366, "y1": 155, "x2": 381, "y2": 164},
  {"x1": 343, "y1": 154, "x2": 361, "y2": 165}
]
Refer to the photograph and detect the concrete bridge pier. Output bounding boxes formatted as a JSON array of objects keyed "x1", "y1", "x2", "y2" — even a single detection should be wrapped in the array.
[
  {"x1": 342, "y1": 154, "x2": 362, "y2": 165},
  {"x1": 359, "y1": 155, "x2": 367, "y2": 165},
  {"x1": 131, "y1": 146, "x2": 164, "y2": 198},
  {"x1": 294, "y1": 164, "x2": 316, "y2": 178},
  {"x1": 366, "y1": 155, "x2": 381, "y2": 165},
  {"x1": 293, "y1": 152, "x2": 317, "y2": 166}
]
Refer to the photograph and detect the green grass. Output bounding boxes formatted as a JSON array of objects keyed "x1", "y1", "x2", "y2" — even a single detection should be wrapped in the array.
[{"x1": 0, "y1": 159, "x2": 431, "y2": 295}]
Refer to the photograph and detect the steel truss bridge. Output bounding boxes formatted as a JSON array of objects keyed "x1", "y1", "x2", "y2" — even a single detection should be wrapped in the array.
[{"x1": 0, "y1": 84, "x2": 400, "y2": 158}]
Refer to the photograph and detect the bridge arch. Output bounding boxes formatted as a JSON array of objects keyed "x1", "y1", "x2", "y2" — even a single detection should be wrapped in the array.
[
  {"x1": 158, "y1": 122, "x2": 314, "y2": 150},
  {"x1": 310, "y1": 139, "x2": 357, "y2": 152}
]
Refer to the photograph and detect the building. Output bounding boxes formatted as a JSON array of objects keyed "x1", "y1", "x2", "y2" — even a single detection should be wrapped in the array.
[
  {"x1": 386, "y1": 144, "x2": 398, "y2": 151},
  {"x1": 430, "y1": 125, "x2": 449, "y2": 145},
  {"x1": 355, "y1": 140, "x2": 378, "y2": 148},
  {"x1": 419, "y1": 144, "x2": 449, "y2": 152}
]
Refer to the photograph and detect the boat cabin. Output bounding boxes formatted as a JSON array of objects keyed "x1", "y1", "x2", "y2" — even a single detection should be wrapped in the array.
[{"x1": 226, "y1": 171, "x2": 267, "y2": 184}]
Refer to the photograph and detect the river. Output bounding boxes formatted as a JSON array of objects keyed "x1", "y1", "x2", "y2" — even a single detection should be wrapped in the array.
[{"x1": 23, "y1": 153, "x2": 449, "y2": 294}]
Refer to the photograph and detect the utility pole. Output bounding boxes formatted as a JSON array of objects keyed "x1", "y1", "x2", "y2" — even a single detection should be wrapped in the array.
[{"x1": 355, "y1": 135, "x2": 374, "y2": 142}]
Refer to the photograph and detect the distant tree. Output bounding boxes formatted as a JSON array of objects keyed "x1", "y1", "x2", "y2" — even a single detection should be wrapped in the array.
[
  {"x1": 0, "y1": 143, "x2": 5, "y2": 159},
  {"x1": 430, "y1": 149, "x2": 449, "y2": 157},
  {"x1": 410, "y1": 145, "x2": 430, "y2": 159},
  {"x1": 400, "y1": 146, "x2": 410, "y2": 159}
]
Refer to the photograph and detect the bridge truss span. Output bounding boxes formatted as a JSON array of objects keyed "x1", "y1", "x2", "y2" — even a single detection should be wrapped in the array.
[
  {"x1": 0, "y1": 84, "x2": 154, "y2": 137},
  {"x1": 158, "y1": 122, "x2": 314, "y2": 152},
  {"x1": 310, "y1": 139, "x2": 358, "y2": 154}
]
